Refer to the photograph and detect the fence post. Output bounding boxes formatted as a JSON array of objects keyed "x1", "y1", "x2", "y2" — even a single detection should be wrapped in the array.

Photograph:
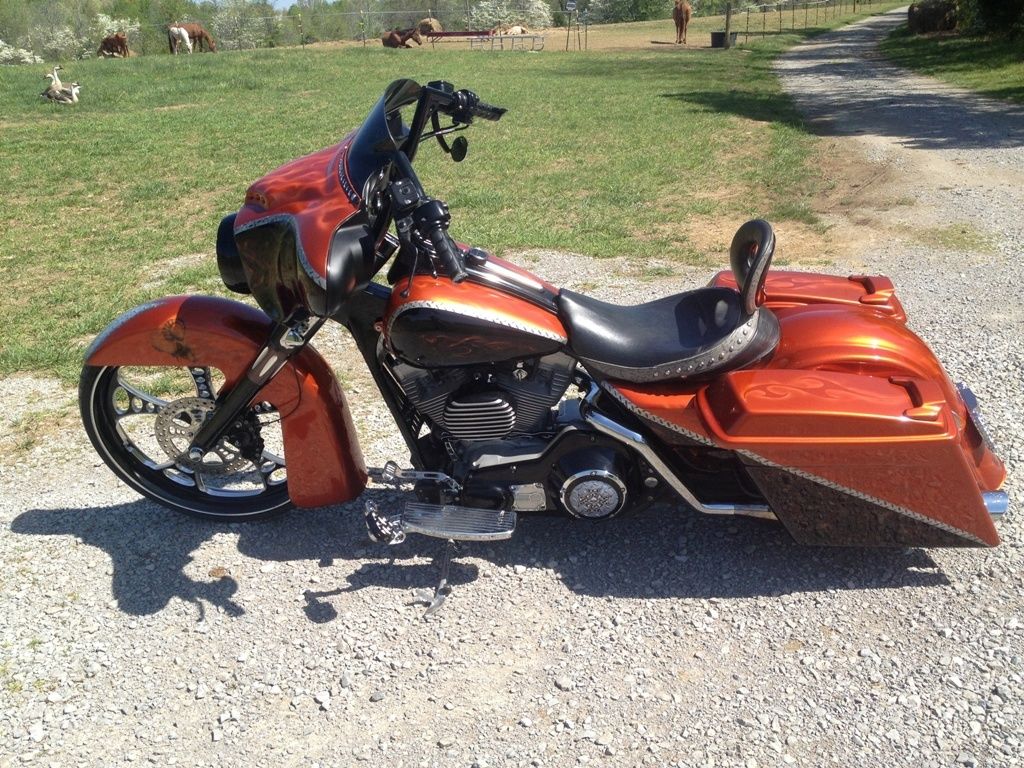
[
  {"x1": 298, "y1": 12, "x2": 303, "y2": 47},
  {"x1": 778, "y1": 3, "x2": 782, "y2": 32},
  {"x1": 724, "y1": 3, "x2": 733, "y2": 48},
  {"x1": 745, "y1": 8, "x2": 750, "y2": 44}
]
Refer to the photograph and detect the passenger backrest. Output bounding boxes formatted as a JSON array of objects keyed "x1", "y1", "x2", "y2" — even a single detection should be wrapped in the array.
[{"x1": 729, "y1": 219, "x2": 776, "y2": 316}]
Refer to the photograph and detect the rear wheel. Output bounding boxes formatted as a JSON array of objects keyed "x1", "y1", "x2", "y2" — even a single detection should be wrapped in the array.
[{"x1": 80, "y1": 364, "x2": 292, "y2": 520}]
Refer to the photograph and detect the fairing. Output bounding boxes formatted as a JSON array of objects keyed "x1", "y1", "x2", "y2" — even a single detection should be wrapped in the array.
[
  {"x1": 85, "y1": 296, "x2": 367, "y2": 507},
  {"x1": 232, "y1": 79, "x2": 422, "y2": 316}
]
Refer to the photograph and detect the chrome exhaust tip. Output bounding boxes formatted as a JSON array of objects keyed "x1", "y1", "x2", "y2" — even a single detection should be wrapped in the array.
[{"x1": 983, "y1": 491, "x2": 1008, "y2": 518}]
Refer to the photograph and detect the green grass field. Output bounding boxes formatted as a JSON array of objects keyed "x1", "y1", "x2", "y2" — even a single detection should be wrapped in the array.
[
  {"x1": 880, "y1": 28, "x2": 1024, "y2": 104},
  {"x1": 0, "y1": 4, "x2": 905, "y2": 381}
]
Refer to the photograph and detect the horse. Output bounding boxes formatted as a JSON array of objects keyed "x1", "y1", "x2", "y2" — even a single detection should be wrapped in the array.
[
  {"x1": 168, "y1": 22, "x2": 216, "y2": 53},
  {"x1": 496, "y1": 25, "x2": 530, "y2": 36},
  {"x1": 168, "y1": 26, "x2": 192, "y2": 54},
  {"x1": 381, "y1": 28, "x2": 423, "y2": 48},
  {"x1": 97, "y1": 32, "x2": 129, "y2": 58},
  {"x1": 168, "y1": 26, "x2": 193, "y2": 54},
  {"x1": 673, "y1": 0, "x2": 692, "y2": 45}
]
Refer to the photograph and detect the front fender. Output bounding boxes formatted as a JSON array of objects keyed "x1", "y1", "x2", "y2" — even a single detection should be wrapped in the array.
[{"x1": 86, "y1": 295, "x2": 366, "y2": 507}]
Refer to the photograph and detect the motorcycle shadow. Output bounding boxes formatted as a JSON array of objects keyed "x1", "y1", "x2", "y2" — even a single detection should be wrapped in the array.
[{"x1": 13, "y1": 489, "x2": 949, "y2": 622}]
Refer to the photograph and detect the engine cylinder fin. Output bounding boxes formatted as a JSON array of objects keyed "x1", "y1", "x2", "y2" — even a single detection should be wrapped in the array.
[{"x1": 444, "y1": 395, "x2": 516, "y2": 441}]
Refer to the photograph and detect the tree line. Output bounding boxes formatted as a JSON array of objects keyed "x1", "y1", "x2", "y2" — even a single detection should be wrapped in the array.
[{"x1": 2, "y1": 0, "x2": 782, "y2": 64}]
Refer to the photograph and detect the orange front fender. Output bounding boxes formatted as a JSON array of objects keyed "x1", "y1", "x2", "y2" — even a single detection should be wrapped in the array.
[{"x1": 85, "y1": 295, "x2": 366, "y2": 507}]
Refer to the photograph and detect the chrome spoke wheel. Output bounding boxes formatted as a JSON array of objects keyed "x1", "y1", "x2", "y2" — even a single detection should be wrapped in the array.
[{"x1": 81, "y1": 364, "x2": 292, "y2": 520}]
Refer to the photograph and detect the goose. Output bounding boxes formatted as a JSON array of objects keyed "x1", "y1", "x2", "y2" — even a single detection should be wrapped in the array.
[
  {"x1": 40, "y1": 65, "x2": 63, "y2": 98},
  {"x1": 45, "y1": 82, "x2": 81, "y2": 105}
]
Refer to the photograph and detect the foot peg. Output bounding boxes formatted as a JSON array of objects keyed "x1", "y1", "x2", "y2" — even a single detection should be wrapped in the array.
[
  {"x1": 403, "y1": 502, "x2": 517, "y2": 542},
  {"x1": 364, "y1": 501, "x2": 406, "y2": 545},
  {"x1": 362, "y1": 492, "x2": 517, "y2": 618}
]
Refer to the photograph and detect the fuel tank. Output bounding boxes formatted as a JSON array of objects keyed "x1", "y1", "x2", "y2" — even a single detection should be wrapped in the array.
[{"x1": 385, "y1": 275, "x2": 568, "y2": 368}]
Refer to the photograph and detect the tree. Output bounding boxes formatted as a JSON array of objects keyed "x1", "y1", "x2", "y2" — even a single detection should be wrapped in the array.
[{"x1": 468, "y1": 0, "x2": 552, "y2": 29}]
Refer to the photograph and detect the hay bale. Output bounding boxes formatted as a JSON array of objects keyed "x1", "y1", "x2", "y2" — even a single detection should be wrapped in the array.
[{"x1": 416, "y1": 17, "x2": 443, "y2": 34}]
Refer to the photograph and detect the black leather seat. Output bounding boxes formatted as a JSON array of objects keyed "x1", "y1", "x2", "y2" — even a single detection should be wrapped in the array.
[{"x1": 558, "y1": 287, "x2": 780, "y2": 383}]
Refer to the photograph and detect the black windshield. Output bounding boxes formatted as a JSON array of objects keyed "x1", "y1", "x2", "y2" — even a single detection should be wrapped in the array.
[{"x1": 346, "y1": 79, "x2": 422, "y2": 195}]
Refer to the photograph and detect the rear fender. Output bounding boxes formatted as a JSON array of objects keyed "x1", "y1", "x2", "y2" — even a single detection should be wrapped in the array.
[{"x1": 85, "y1": 295, "x2": 366, "y2": 507}]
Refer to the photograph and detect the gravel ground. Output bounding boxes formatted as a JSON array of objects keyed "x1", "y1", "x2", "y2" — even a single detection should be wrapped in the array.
[{"x1": 3, "y1": 9, "x2": 1023, "y2": 768}]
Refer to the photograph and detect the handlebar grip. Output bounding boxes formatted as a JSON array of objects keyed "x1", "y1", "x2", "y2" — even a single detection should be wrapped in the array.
[
  {"x1": 428, "y1": 227, "x2": 468, "y2": 283},
  {"x1": 472, "y1": 101, "x2": 506, "y2": 122}
]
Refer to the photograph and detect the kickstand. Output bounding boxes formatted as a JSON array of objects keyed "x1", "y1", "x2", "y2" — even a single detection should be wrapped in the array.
[{"x1": 410, "y1": 539, "x2": 459, "y2": 617}]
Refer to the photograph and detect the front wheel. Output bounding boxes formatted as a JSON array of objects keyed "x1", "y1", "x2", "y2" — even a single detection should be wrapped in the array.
[{"x1": 80, "y1": 364, "x2": 293, "y2": 521}]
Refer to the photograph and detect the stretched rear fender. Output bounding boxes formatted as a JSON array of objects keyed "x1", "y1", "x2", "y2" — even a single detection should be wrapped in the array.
[{"x1": 85, "y1": 295, "x2": 366, "y2": 507}]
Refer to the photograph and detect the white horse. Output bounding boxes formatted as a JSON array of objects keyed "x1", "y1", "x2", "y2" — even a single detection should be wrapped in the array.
[{"x1": 169, "y1": 26, "x2": 193, "y2": 54}]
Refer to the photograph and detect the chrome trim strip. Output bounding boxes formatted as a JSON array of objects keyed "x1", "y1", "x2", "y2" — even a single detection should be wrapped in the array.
[{"x1": 957, "y1": 382, "x2": 998, "y2": 453}]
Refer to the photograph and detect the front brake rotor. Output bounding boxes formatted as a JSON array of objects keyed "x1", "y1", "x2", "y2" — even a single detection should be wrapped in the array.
[{"x1": 154, "y1": 397, "x2": 258, "y2": 475}]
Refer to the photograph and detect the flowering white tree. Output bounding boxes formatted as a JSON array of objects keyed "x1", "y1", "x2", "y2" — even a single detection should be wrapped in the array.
[
  {"x1": 91, "y1": 14, "x2": 141, "y2": 41},
  {"x1": 468, "y1": 0, "x2": 552, "y2": 29},
  {"x1": 0, "y1": 38, "x2": 42, "y2": 65},
  {"x1": 214, "y1": 0, "x2": 281, "y2": 50}
]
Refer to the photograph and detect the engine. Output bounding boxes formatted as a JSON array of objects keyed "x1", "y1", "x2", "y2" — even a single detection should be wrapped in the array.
[
  {"x1": 385, "y1": 352, "x2": 576, "y2": 444},
  {"x1": 382, "y1": 351, "x2": 650, "y2": 519}
]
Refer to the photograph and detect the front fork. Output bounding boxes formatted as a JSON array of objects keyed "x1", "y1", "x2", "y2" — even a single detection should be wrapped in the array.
[{"x1": 187, "y1": 316, "x2": 324, "y2": 461}]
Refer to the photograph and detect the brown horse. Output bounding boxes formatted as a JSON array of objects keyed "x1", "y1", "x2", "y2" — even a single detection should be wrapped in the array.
[
  {"x1": 673, "y1": 0, "x2": 692, "y2": 45},
  {"x1": 381, "y1": 28, "x2": 423, "y2": 48},
  {"x1": 168, "y1": 22, "x2": 217, "y2": 53},
  {"x1": 97, "y1": 32, "x2": 129, "y2": 58}
]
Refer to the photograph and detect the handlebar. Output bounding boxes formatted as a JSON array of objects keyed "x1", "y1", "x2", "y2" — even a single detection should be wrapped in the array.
[
  {"x1": 409, "y1": 197, "x2": 468, "y2": 283},
  {"x1": 428, "y1": 82, "x2": 507, "y2": 125},
  {"x1": 387, "y1": 82, "x2": 503, "y2": 284},
  {"x1": 427, "y1": 226, "x2": 468, "y2": 283}
]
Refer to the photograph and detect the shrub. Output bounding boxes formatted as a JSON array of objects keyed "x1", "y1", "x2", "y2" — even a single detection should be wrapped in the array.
[
  {"x1": 907, "y1": 0, "x2": 956, "y2": 34},
  {"x1": 957, "y1": 0, "x2": 1024, "y2": 36},
  {"x1": 0, "y1": 37, "x2": 42, "y2": 65}
]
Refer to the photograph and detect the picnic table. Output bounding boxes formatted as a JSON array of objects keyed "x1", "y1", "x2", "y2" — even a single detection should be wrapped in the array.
[
  {"x1": 469, "y1": 33, "x2": 545, "y2": 51},
  {"x1": 425, "y1": 30, "x2": 545, "y2": 51}
]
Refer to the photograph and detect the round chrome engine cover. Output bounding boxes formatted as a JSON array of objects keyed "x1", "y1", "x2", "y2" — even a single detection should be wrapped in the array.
[{"x1": 560, "y1": 470, "x2": 627, "y2": 519}]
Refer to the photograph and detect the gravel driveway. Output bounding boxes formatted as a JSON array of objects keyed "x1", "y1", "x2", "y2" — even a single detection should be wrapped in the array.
[{"x1": 3, "y1": 9, "x2": 1022, "y2": 768}]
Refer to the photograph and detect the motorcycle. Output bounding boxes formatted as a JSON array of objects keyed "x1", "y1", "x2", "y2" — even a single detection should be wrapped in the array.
[{"x1": 80, "y1": 79, "x2": 1007, "y2": 608}]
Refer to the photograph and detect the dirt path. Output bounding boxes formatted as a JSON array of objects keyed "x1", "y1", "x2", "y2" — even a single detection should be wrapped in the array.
[{"x1": 777, "y1": 8, "x2": 1024, "y2": 265}]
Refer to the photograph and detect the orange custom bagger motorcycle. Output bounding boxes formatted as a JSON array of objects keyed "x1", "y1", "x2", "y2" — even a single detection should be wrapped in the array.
[{"x1": 80, "y1": 80, "x2": 1007, "y2": 576}]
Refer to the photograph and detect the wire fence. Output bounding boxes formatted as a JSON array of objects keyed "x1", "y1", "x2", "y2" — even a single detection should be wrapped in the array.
[{"x1": 96, "y1": 0, "x2": 883, "y2": 56}]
